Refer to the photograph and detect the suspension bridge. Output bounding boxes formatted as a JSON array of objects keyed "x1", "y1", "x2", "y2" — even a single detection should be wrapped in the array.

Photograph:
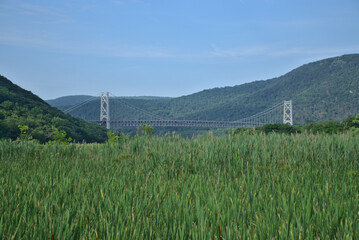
[{"x1": 62, "y1": 92, "x2": 293, "y2": 130}]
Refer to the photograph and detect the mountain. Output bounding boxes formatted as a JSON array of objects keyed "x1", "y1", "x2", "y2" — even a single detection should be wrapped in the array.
[
  {"x1": 50, "y1": 54, "x2": 359, "y2": 125},
  {"x1": 46, "y1": 95, "x2": 95, "y2": 108},
  {"x1": 177, "y1": 53, "x2": 359, "y2": 123},
  {"x1": 46, "y1": 95, "x2": 171, "y2": 108},
  {"x1": 0, "y1": 75, "x2": 108, "y2": 142}
]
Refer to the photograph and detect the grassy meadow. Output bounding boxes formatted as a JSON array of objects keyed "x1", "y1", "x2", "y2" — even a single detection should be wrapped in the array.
[{"x1": 0, "y1": 133, "x2": 358, "y2": 239}]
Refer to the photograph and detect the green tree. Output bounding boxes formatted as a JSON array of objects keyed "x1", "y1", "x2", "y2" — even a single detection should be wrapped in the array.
[
  {"x1": 141, "y1": 125, "x2": 154, "y2": 136},
  {"x1": 48, "y1": 127, "x2": 72, "y2": 144},
  {"x1": 255, "y1": 123, "x2": 299, "y2": 135},
  {"x1": 18, "y1": 125, "x2": 30, "y2": 141},
  {"x1": 107, "y1": 130, "x2": 119, "y2": 144},
  {"x1": 349, "y1": 114, "x2": 359, "y2": 134}
]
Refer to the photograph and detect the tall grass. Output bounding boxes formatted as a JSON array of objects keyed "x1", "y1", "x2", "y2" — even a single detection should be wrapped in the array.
[{"x1": 0, "y1": 133, "x2": 358, "y2": 239}]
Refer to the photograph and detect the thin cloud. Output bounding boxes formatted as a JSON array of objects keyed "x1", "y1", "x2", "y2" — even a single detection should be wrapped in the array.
[
  {"x1": 1, "y1": 31, "x2": 358, "y2": 60},
  {"x1": 112, "y1": 1, "x2": 126, "y2": 5},
  {"x1": 19, "y1": 3, "x2": 63, "y2": 16},
  {"x1": 130, "y1": 0, "x2": 151, "y2": 6},
  {"x1": 79, "y1": 44, "x2": 176, "y2": 58},
  {"x1": 0, "y1": 35, "x2": 64, "y2": 49},
  {"x1": 0, "y1": 12, "x2": 9, "y2": 17},
  {"x1": 0, "y1": 33, "x2": 175, "y2": 58},
  {"x1": 209, "y1": 45, "x2": 359, "y2": 58},
  {"x1": 111, "y1": 0, "x2": 150, "y2": 6},
  {"x1": 0, "y1": 0, "x2": 71, "y2": 24},
  {"x1": 210, "y1": 45, "x2": 268, "y2": 57}
]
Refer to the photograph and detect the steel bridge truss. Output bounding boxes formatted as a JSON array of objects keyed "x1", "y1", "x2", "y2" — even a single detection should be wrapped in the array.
[{"x1": 91, "y1": 119, "x2": 269, "y2": 128}]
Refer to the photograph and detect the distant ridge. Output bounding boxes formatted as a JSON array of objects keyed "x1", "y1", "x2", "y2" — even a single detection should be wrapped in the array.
[
  {"x1": 48, "y1": 54, "x2": 359, "y2": 124},
  {"x1": 46, "y1": 95, "x2": 171, "y2": 107},
  {"x1": 46, "y1": 95, "x2": 95, "y2": 107}
]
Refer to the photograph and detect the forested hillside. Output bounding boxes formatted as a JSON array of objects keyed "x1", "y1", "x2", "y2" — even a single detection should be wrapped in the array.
[
  {"x1": 50, "y1": 54, "x2": 359, "y2": 124},
  {"x1": 0, "y1": 75, "x2": 107, "y2": 142}
]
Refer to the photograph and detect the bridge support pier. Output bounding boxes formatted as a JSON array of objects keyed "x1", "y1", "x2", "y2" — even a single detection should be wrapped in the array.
[{"x1": 100, "y1": 92, "x2": 110, "y2": 129}]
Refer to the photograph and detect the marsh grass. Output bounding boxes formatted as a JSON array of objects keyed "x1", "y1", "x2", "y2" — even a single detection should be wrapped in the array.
[{"x1": 0, "y1": 133, "x2": 358, "y2": 239}]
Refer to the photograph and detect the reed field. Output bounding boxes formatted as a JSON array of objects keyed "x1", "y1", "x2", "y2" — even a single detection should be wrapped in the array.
[{"x1": 0, "y1": 133, "x2": 358, "y2": 239}]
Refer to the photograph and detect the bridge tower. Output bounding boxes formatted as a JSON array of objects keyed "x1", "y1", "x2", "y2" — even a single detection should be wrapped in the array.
[
  {"x1": 100, "y1": 92, "x2": 110, "y2": 129},
  {"x1": 283, "y1": 100, "x2": 293, "y2": 125}
]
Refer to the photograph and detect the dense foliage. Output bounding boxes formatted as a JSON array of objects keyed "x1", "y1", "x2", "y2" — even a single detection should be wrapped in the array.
[
  {"x1": 249, "y1": 114, "x2": 359, "y2": 135},
  {"x1": 0, "y1": 133, "x2": 358, "y2": 238},
  {"x1": 0, "y1": 75, "x2": 108, "y2": 143},
  {"x1": 51, "y1": 54, "x2": 359, "y2": 124}
]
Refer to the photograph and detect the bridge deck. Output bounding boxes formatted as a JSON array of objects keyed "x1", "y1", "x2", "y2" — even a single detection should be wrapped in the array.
[{"x1": 89, "y1": 120, "x2": 266, "y2": 128}]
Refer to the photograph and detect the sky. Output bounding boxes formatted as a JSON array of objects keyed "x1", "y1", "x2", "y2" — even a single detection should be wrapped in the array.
[{"x1": 0, "y1": 0, "x2": 359, "y2": 100}]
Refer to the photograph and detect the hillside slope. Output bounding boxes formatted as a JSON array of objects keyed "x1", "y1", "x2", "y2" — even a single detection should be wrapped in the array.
[
  {"x1": 179, "y1": 54, "x2": 359, "y2": 123},
  {"x1": 48, "y1": 54, "x2": 359, "y2": 124},
  {"x1": 0, "y1": 75, "x2": 108, "y2": 142}
]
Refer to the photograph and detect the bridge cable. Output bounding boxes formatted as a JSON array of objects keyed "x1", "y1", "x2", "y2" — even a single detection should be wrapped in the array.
[
  {"x1": 237, "y1": 102, "x2": 283, "y2": 123},
  {"x1": 63, "y1": 95, "x2": 100, "y2": 114},
  {"x1": 109, "y1": 93, "x2": 166, "y2": 120}
]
